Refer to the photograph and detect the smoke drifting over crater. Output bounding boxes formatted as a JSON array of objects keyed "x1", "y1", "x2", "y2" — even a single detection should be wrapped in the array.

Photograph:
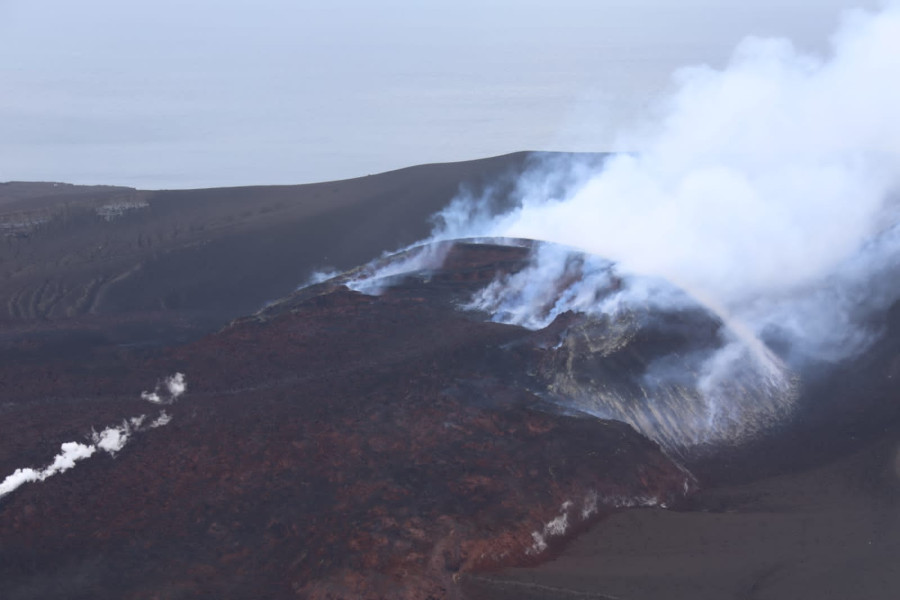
[
  {"x1": 346, "y1": 5, "x2": 900, "y2": 453},
  {"x1": 434, "y1": 3, "x2": 900, "y2": 367}
]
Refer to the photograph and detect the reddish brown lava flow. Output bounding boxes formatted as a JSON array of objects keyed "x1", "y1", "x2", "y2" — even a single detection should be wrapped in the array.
[{"x1": 0, "y1": 242, "x2": 694, "y2": 600}]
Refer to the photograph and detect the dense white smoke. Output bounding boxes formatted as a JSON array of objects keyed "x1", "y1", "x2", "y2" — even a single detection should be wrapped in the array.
[
  {"x1": 344, "y1": 5, "x2": 900, "y2": 452},
  {"x1": 92, "y1": 423, "x2": 131, "y2": 454},
  {"x1": 433, "y1": 4, "x2": 900, "y2": 366},
  {"x1": 0, "y1": 442, "x2": 96, "y2": 500},
  {"x1": 141, "y1": 372, "x2": 187, "y2": 404},
  {"x1": 0, "y1": 374, "x2": 184, "y2": 501}
]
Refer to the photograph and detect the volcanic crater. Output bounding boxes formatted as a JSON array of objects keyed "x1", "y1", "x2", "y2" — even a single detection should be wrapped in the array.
[{"x1": 2, "y1": 156, "x2": 900, "y2": 599}]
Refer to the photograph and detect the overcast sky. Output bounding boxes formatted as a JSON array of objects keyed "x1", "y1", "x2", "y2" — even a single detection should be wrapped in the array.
[{"x1": 0, "y1": 0, "x2": 881, "y2": 189}]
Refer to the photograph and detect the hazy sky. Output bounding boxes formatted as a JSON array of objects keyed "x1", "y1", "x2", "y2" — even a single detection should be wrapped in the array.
[{"x1": 0, "y1": 0, "x2": 881, "y2": 188}]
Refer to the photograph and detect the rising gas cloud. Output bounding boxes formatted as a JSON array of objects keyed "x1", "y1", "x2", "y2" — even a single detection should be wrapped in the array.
[
  {"x1": 0, "y1": 374, "x2": 184, "y2": 501},
  {"x1": 140, "y1": 372, "x2": 187, "y2": 405},
  {"x1": 433, "y1": 3, "x2": 900, "y2": 367},
  {"x1": 347, "y1": 4, "x2": 900, "y2": 452}
]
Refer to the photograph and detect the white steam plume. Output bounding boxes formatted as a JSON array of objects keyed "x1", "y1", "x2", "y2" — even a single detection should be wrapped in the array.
[
  {"x1": 344, "y1": 5, "x2": 900, "y2": 452},
  {"x1": 301, "y1": 268, "x2": 341, "y2": 288},
  {"x1": 346, "y1": 242, "x2": 455, "y2": 295},
  {"x1": 0, "y1": 442, "x2": 96, "y2": 500},
  {"x1": 92, "y1": 423, "x2": 131, "y2": 454},
  {"x1": 0, "y1": 374, "x2": 185, "y2": 501},
  {"x1": 141, "y1": 372, "x2": 187, "y2": 405},
  {"x1": 434, "y1": 4, "x2": 900, "y2": 365}
]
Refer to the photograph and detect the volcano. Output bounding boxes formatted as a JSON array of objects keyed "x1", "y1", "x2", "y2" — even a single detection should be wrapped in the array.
[
  {"x1": 2, "y1": 153, "x2": 900, "y2": 599},
  {"x1": 0, "y1": 239, "x2": 696, "y2": 599}
]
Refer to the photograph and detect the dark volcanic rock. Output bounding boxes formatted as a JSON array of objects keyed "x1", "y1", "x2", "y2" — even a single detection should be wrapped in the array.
[
  {"x1": 0, "y1": 242, "x2": 692, "y2": 599},
  {"x1": 334, "y1": 239, "x2": 797, "y2": 458},
  {"x1": 0, "y1": 154, "x2": 539, "y2": 327}
]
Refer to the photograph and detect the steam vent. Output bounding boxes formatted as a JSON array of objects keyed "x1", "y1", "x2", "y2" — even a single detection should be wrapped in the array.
[
  {"x1": 0, "y1": 239, "x2": 701, "y2": 599},
  {"x1": 2, "y1": 234, "x2": 898, "y2": 599},
  {"x1": 5, "y1": 1, "x2": 900, "y2": 596}
]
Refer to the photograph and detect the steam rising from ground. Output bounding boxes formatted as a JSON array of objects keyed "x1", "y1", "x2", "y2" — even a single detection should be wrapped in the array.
[
  {"x1": 0, "y1": 442, "x2": 97, "y2": 500},
  {"x1": 348, "y1": 242, "x2": 455, "y2": 295},
  {"x1": 431, "y1": 4, "x2": 900, "y2": 367},
  {"x1": 0, "y1": 374, "x2": 185, "y2": 501},
  {"x1": 141, "y1": 372, "x2": 187, "y2": 405},
  {"x1": 347, "y1": 5, "x2": 900, "y2": 451}
]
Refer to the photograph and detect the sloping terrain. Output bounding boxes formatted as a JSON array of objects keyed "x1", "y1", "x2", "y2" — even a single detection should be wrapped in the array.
[
  {"x1": 463, "y1": 435, "x2": 900, "y2": 600},
  {"x1": 2, "y1": 154, "x2": 900, "y2": 599},
  {"x1": 0, "y1": 241, "x2": 693, "y2": 599},
  {"x1": 0, "y1": 153, "x2": 536, "y2": 326}
]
